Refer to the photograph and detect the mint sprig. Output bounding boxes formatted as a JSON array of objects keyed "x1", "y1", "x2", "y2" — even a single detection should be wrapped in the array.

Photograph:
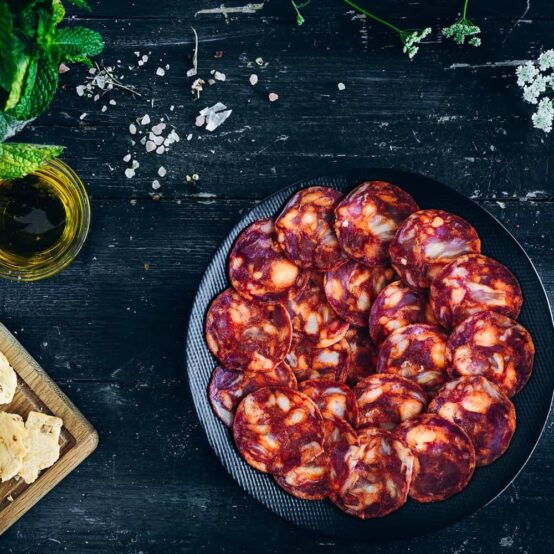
[{"x1": 0, "y1": 143, "x2": 65, "y2": 180}]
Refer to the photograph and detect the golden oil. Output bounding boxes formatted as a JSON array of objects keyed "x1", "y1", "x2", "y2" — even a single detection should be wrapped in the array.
[{"x1": 0, "y1": 159, "x2": 90, "y2": 281}]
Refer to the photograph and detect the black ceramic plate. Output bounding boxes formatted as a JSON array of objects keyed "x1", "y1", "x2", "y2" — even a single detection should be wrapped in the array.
[{"x1": 186, "y1": 169, "x2": 554, "y2": 540}]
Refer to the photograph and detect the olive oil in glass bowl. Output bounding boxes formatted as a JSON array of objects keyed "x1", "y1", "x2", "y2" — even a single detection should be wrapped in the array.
[{"x1": 0, "y1": 159, "x2": 90, "y2": 281}]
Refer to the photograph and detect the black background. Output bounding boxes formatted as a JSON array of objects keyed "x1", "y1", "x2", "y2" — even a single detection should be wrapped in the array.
[{"x1": 2, "y1": 1, "x2": 553, "y2": 552}]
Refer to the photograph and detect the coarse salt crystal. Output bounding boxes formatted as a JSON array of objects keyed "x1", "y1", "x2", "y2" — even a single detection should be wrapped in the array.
[
  {"x1": 170, "y1": 105, "x2": 175, "y2": 111},
  {"x1": 337, "y1": 82, "x2": 346, "y2": 91},
  {"x1": 125, "y1": 168, "x2": 135, "y2": 178},
  {"x1": 156, "y1": 67, "x2": 165, "y2": 76},
  {"x1": 156, "y1": 146, "x2": 165, "y2": 154},
  {"x1": 131, "y1": 160, "x2": 140, "y2": 169},
  {"x1": 141, "y1": 114, "x2": 151, "y2": 125},
  {"x1": 129, "y1": 123, "x2": 137, "y2": 134},
  {"x1": 142, "y1": 55, "x2": 149, "y2": 62},
  {"x1": 249, "y1": 74, "x2": 258, "y2": 86},
  {"x1": 109, "y1": 99, "x2": 116, "y2": 105},
  {"x1": 101, "y1": 105, "x2": 107, "y2": 112},
  {"x1": 76, "y1": 85, "x2": 85, "y2": 96},
  {"x1": 195, "y1": 115, "x2": 206, "y2": 127},
  {"x1": 138, "y1": 60, "x2": 144, "y2": 67},
  {"x1": 79, "y1": 113, "x2": 87, "y2": 120},
  {"x1": 59, "y1": 63, "x2": 70, "y2": 74},
  {"x1": 145, "y1": 141, "x2": 156, "y2": 152},
  {"x1": 151, "y1": 123, "x2": 166, "y2": 135},
  {"x1": 165, "y1": 64, "x2": 170, "y2": 70},
  {"x1": 268, "y1": 92, "x2": 279, "y2": 102},
  {"x1": 214, "y1": 71, "x2": 226, "y2": 81},
  {"x1": 158, "y1": 166, "x2": 167, "y2": 177},
  {"x1": 187, "y1": 68, "x2": 197, "y2": 77},
  {"x1": 123, "y1": 154, "x2": 132, "y2": 162},
  {"x1": 152, "y1": 180, "x2": 161, "y2": 190},
  {"x1": 187, "y1": 133, "x2": 193, "y2": 141}
]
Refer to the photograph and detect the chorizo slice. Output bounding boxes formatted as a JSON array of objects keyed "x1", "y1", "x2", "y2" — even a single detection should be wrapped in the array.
[
  {"x1": 334, "y1": 181, "x2": 418, "y2": 267},
  {"x1": 275, "y1": 415, "x2": 358, "y2": 500},
  {"x1": 209, "y1": 363, "x2": 297, "y2": 427},
  {"x1": 429, "y1": 254, "x2": 523, "y2": 330},
  {"x1": 397, "y1": 414, "x2": 475, "y2": 503},
  {"x1": 428, "y1": 376, "x2": 516, "y2": 466},
  {"x1": 287, "y1": 272, "x2": 350, "y2": 347},
  {"x1": 285, "y1": 335, "x2": 349, "y2": 383},
  {"x1": 446, "y1": 310, "x2": 534, "y2": 397},
  {"x1": 369, "y1": 281, "x2": 437, "y2": 345},
  {"x1": 354, "y1": 374, "x2": 428, "y2": 430},
  {"x1": 205, "y1": 288, "x2": 292, "y2": 371},
  {"x1": 275, "y1": 186, "x2": 348, "y2": 271},
  {"x1": 233, "y1": 387, "x2": 324, "y2": 474},
  {"x1": 390, "y1": 209, "x2": 481, "y2": 289},
  {"x1": 299, "y1": 379, "x2": 358, "y2": 427},
  {"x1": 229, "y1": 218, "x2": 307, "y2": 303},
  {"x1": 331, "y1": 427, "x2": 414, "y2": 519},
  {"x1": 324, "y1": 261, "x2": 396, "y2": 327},
  {"x1": 345, "y1": 327, "x2": 377, "y2": 386},
  {"x1": 376, "y1": 324, "x2": 449, "y2": 394}
]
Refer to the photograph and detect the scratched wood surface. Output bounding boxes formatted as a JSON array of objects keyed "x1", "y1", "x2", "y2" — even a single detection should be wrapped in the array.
[{"x1": 2, "y1": 0, "x2": 553, "y2": 552}]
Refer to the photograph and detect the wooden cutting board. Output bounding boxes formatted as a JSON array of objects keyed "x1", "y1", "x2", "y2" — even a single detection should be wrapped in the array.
[{"x1": 0, "y1": 323, "x2": 98, "y2": 535}]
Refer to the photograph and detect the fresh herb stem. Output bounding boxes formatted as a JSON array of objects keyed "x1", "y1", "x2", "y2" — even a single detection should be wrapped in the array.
[
  {"x1": 462, "y1": 0, "x2": 469, "y2": 19},
  {"x1": 341, "y1": 0, "x2": 402, "y2": 34},
  {"x1": 291, "y1": 0, "x2": 310, "y2": 26}
]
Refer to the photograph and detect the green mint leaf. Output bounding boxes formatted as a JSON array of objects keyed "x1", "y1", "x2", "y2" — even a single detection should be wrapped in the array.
[
  {"x1": 65, "y1": 0, "x2": 91, "y2": 12},
  {"x1": 0, "y1": 143, "x2": 64, "y2": 180},
  {"x1": 0, "y1": 112, "x2": 34, "y2": 143},
  {"x1": 11, "y1": 58, "x2": 58, "y2": 120},
  {"x1": 55, "y1": 27, "x2": 104, "y2": 63},
  {"x1": 52, "y1": 0, "x2": 66, "y2": 23}
]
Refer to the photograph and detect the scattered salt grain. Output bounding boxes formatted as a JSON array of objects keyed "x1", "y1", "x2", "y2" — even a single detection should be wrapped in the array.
[
  {"x1": 249, "y1": 74, "x2": 258, "y2": 86},
  {"x1": 195, "y1": 115, "x2": 206, "y2": 127},
  {"x1": 165, "y1": 64, "x2": 170, "y2": 70},
  {"x1": 268, "y1": 92, "x2": 279, "y2": 102},
  {"x1": 145, "y1": 141, "x2": 156, "y2": 152},
  {"x1": 76, "y1": 85, "x2": 85, "y2": 96},
  {"x1": 152, "y1": 180, "x2": 161, "y2": 190},
  {"x1": 142, "y1": 55, "x2": 149, "y2": 62},
  {"x1": 197, "y1": 102, "x2": 233, "y2": 132},
  {"x1": 156, "y1": 146, "x2": 165, "y2": 155},
  {"x1": 125, "y1": 168, "x2": 135, "y2": 178},
  {"x1": 59, "y1": 63, "x2": 70, "y2": 74},
  {"x1": 187, "y1": 68, "x2": 197, "y2": 77},
  {"x1": 129, "y1": 123, "x2": 137, "y2": 134},
  {"x1": 337, "y1": 82, "x2": 346, "y2": 91},
  {"x1": 123, "y1": 154, "x2": 132, "y2": 162},
  {"x1": 158, "y1": 166, "x2": 167, "y2": 177},
  {"x1": 156, "y1": 67, "x2": 166, "y2": 76},
  {"x1": 152, "y1": 123, "x2": 166, "y2": 135},
  {"x1": 141, "y1": 114, "x2": 151, "y2": 125},
  {"x1": 255, "y1": 57, "x2": 264, "y2": 66},
  {"x1": 79, "y1": 113, "x2": 87, "y2": 120},
  {"x1": 170, "y1": 105, "x2": 175, "y2": 111},
  {"x1": 214, "y1": 71, "x2": 226, "y2": 81},
  {"x1": 187, "y1": 133, "x2": 193, "y2": 141},
  {"x1": 101, "y1": 105, "x2": 107, "y2": 112},
  {"x1": 109, "y1": 99, "x2": 116, "y2": 105}
]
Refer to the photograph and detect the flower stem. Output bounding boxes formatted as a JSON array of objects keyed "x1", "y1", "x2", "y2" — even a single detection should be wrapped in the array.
[
  {"x1": 341, "y1": 0, "x2": 402, "y2": 35},
  {"x1": 462, "y1": 0, "x2": 469, "y2": 19}
]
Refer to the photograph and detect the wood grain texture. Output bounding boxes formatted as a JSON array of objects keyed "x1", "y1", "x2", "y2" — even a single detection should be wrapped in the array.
[
  {"x1": 1, "y1": 0, "x2": 553, "y2": 552},
  {"x1": 0, "y1": 324, "x2": 97, "y2": 535}
]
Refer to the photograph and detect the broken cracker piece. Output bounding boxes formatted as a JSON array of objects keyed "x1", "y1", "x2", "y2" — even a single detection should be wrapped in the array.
[
  {"x1": 18, "y1": 412, "x2": 63, "y2": 485},
  {"x1": 0, "y1": 352, "x2": 16, "y2": 405},
  {"x1": 0, "y1": 413, "x2": 28, "y2": 482}
]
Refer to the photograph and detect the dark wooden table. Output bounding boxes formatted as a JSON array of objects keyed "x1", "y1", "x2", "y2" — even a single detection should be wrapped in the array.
[{"x1": 2, "y1": 0, "x2": 553, "y2": 552}]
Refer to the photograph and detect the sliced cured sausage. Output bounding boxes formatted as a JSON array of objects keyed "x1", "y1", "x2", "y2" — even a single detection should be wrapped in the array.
[
  {"x1": 331, "y1": 427, "x2": 414, "y2": 519},
  {"x1": 299, "y1": 380, "x2": 358, "y2": 427},
  {"x1": 324, "y1": 261, "x2": 396, "y2": 327},
  {"x1": 354, "y1": 373, "x2": 427, "y2": 430},
  {"x1": 447, "y1": 311, "x2": 534, "y2": 397},
  {"x1": 205, "y1": 288, "x2": 292, "y2": 371},
  {"x1": 377, "y1": 324, "x2": 449, "y2": 394},
  {"x1": 334, "y1": 181, "x2": 418, "y2": 267},
  {"x1": 287, "y1": 272, "x2": 350, "y2": 347},
  {"x1": 229, "y1": 218, "x2": 307, "y2": 303},
  {"x1": 233, "y1": 387, "x2": 324, "y2": 474},
  {"x1": 429, "y1": 254, "x2": 523, "y2": 330},
  {"x1": 369, "y1": 281, "x2": 437, "y2": 345},
  {"x1": 428, "y1": 376, "x2": 516, "y2": 466},
  {"x1": 345, "y1": 327, "x2": 377, "y2": 386},
  {"x1": 275, "y1": 415, "x2": 358, "y2": 500},
  {"x1": 397, "y1": 414, "x2": 475, "y2": 503},
  {"x1": 390, "y1": 209, "x2": 481, "y2": 289},
  {"x1": 285, "y1": 336, "x2": 349, "y2": 383},
  {"x1": 275, "y1": 186, "x2": 348, "y2": 271},
  {"x1": 209, "y1": 363, "x2": 297, "y2": 427}
]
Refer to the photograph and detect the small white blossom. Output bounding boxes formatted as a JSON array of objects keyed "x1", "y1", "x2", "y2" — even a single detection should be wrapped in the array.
[
  {"x1": 532, "y1": 97, "x2": 554, "y2": 133},
  {"x1": 523, "y1": 74, "x2": 548, "y2": 105},
  {"x1": 538, "y1": 49, "x2": 554, "y2": 71},
  {"x1": 401, "y1": 28, "x2": 431, "y2": 59},
  {"x1": 516, "y1": 61, "x2": 539, "y2": 87}
]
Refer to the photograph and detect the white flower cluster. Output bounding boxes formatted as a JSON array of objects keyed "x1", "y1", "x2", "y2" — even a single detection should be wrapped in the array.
[
  {"x1": 516, "y1": 50, "x2": 554, "y2": 133},
  {"x1": 442, "y1": 20, "x2": 481, "y2": 47},
  {"x1": 401, "y1": 28, "x2": 432, "y2": 59}
]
